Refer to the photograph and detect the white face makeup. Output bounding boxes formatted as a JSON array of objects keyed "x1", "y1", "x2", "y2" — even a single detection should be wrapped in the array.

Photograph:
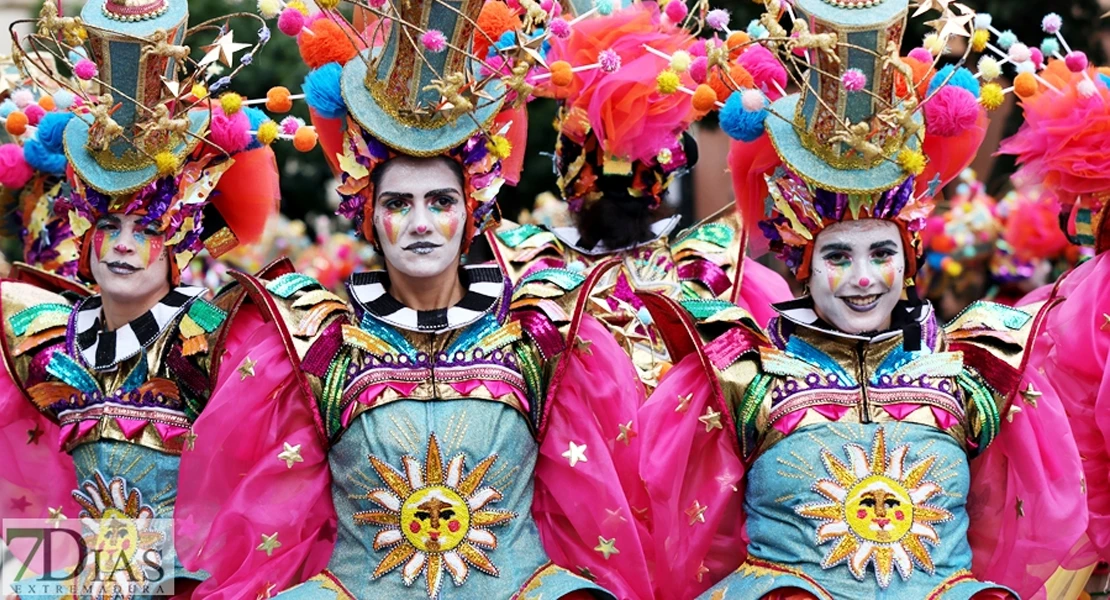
[
  {"x1": 88, "y1": 213, "x2": 172, "y2": 307},
  {"x1": 372, "y1": 156, "x2": 466, "y2": 282},
  {"x1": 809, "y1": 219, "x2": 906, "y2": 334}
]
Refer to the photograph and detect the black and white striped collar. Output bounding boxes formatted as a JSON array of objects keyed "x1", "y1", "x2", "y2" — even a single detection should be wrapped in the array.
[
  {"x1": 772, "y1": 296, "x2": 932, "y2": 343},
  {"x1": 72, "y1": 286, "x2": 207, "y2": 370},
  {"x1": 347, "y1": 264, "x2": 506, "y2": 332}
]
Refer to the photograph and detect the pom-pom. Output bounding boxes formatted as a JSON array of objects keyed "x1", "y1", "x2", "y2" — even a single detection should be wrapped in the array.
[
  {"x1": 0, "y1": 144, "x2": 32, "y2": 187},
  {"x1": 974, "y1": 13, "x2": 992, "y2": 29},
  {"x1": 1008, "y1": 43, "x2": 1031, "y2": 64},
  {"x1": 842, "y1": 68, "x2": 866, "y2": 92},
  {"x1": 287, "y1": 0, "x2": 309, "y2": 14},
  {"x1": 726, "y1": 31, "x2": 749, "y2": 60},
  {"x1": 598, "y1": 49, "x2": 621, "y2": 73},
  {"x1": 707, "y1": 9, "x2": 730, "y2": 31},
  {"x1": 485, "y1": 134, "x2": 512, "y2": 159},
  {"x1": 971, "y1": 29, "x2": 989, "y2": 53},
  {"x1": 37, "y1": 96, "x2": 55, "y2": 111},
  {"x1": 709, "y1": 63, "x2": 754, "y2": 103},
  {"x1": 278, "y1": 8, "x2": 305, "y2": 36},
  {"x1": 23, "y1": 104, "x2": 45, "y2": 126},
  {"x1": 1030, "y1": 48, "x2": 1044, "y2": 69},
  {"x1": 66, "y1": 48, "x2": 87, "y2": 65},
  {"x1": 997, "y1": 30, "x2": 1017, "y2": 50},
  {"x1": 11, "y1": 89, "x2": 34, "y2": 108},
  {"x1": 35, "y1": 112, "x2": 72, "y2": 153},
  {"x1": 154, "y1": 151, "x2": 179, "y2": 176},
  {"x1": 549, "y1": 61, "x2": 574, "y2": 87},
  {"x1": 5, "y1": 111, "x2": 28, "y2": 136},
  {"x1": 923, "y1": 34, "x2": 945, "y2": 56},
  {"x1": 665, "y1": 0, "x2": 688, "y2": 23},
  {"x1": 280, "y1": 116, "x2": 304, "y2": 135},
  {"x1": 1041, "y1": 13, "x2": 1062, "y2": 34},
  {"x1": 670, "y1": 51, "x2": 692, "y2": 73},
  {"x1": 74, "y1": 59, "x2": 98, "y2": 81},
  {"x1": 191, "y1": 83, "x2": 208, "y2": 100},
  {"x1": 692, "y1": 84, "x2": 717, "y2": 112},
  {"x1": 293, "y1": 126, "x2": 318, "y2": 152},
  {"x1": 928, "y1": 65, "x2": 980, "y2": 97},
  {"x1": 656, "y1": 70, "x2": 680, "y2": 95},
  {"x1": 747, "y1": 20, "x2": 767, "y2": 39},
  {"x1": 1041, "y1": 38, "x2": 1060, "y2": 58},
  {"x1": 924, "y1": 85, "x2": 979, "y2": 137},
  {"x1": 317, "y1": 0, "x2": 341, "y2": 8},
  {"x1": 596, "y1": 0, "x2": 614, "y2": 16},
  {"x1": 0, "y1": 100, "x2": 15, "y2": 117},
  {"x1": 1014, "y1": 60, "x2": 1035, "y2": 75},
  {"x1": 737, "y1": 45, "x2": 786, "y2": 100},
  {"x1": 720, "y1": 90, "x2": 766, "y2": 142},
  {"x1": 1065, "y1": 51, "x2": 1088, "y2": 73},
  {"x1": 52, "y1": 90, "x2": 75, "y2": 110},
  {"x1": 908, "y1": 47, "x2": 933, "y2": 63},
  {"x1": 298, "y1": 19, "x2": 358, "y2": 69},
  {"x1": 368, "y1": 0, "x2": 386, "y2": 8},
  {"x1": 210, "y1": 104, "x2": 253, "y2": 153},
  {"x1": 1013, "y1": 72, "x2": 1038, "y2": 99},
  {"x1": 1078, "y1": 79, "x2": 1097, "y2": 98},
  {"x1": 474, "y1": 2, "x2": 521, "y2": 59},
  {"x1": 266, "y1": 86, "x2": 293, "y2": 113},
  {"x1": 421, "y1": 29, "x2": 448, "y2": 53},
  {"x1": 23, "y1": 139, "x2": 65, "y2": 175},
  {"x1": 741, "y1": 88, "x2": 765, "y2": 112},
  {"x1": 549, "y1": 17, "x2": 571, "y2": 38},
  {"x1": 258, "y1": 0, "x2": 282, "y2": 19},
  {"x1": 257, "y1": 120, "x2": 279, "y2": 145},
  {"x1": 303, "y1": 62, "x2": 346, "y2": 119},
  {"x1": 690, "y1": 39, "x2": 707, "y2": 57},
  {"x1": 220, "y1": 92, "x2": 243, "y2": 115},
  {"x1": 656, "y1": 148, "x2": 673, "y2": 165},
  {"x1": 977, "y1": 56, "x2": 1001, "y2": 81},
  {"x1": 898, "y1": 148, "x2": 926, "y2": 175},
  {"x1": 689, "y1": 56, "x2": 708, "y2": 83}
]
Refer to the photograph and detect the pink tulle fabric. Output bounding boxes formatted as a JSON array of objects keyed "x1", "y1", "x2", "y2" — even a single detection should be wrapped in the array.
[
  {"x1": 533, "y1": 316, "x2": 654, "y2": 600},
  {"x1": 734, "y1": 256, "x2": 793, "y2": 328},
  {"x1": 175, "y1": 304, "x2": 337, "y2": 599}
]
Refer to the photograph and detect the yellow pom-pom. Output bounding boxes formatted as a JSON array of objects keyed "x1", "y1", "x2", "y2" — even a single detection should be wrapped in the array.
[
  {"x1": 317, "y1": 0, "x2": 341, "y2": 8},
  {"x1": 971, "y1": 29, "x2": 989, "y2": 53},
  {"x1": 257, "y1": 0, "x2": 281, "y2": 19},
  {"x1": 656, "y1": 70, "x2": 680, "y2": 94},
  {"x1": 898, "y1": 148, "x2": 926, "y2": 176},
  {"x1": 1014, "y1": 72, "x2": 1038, "y2": 99},
  {"x1": 979, "y1": 83, "x2": 1005, "y2": 111},
  {"x1": 220, "y1": 92, "x2": 243, "y2": 115},
  {"x1": 485, "y1": 135, "x2": 512, "y2": 160},
  {"x1": 287, "y1": 0, "x2": 309, "y2": 15},
  {"x1": 923, "y1": 33, "x2": 945, "y2": 56},
  {"x1": 191, "y1": 83, "x2": 208, "y2": 100},
  {"x1": 258, "y1": 120, "x2": 279, "y2": 146},
  {"x1": 670, "y1": 51, "x2": 692, "y2": 73},
  {"x1": 154, "y1": 151, "x2": 179, "y2": 176},
  {"x1": 943, "y1": 258, "x2": 963, "y2": 277}
]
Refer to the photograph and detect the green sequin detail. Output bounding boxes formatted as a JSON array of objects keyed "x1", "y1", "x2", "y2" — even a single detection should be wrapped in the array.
[
  {"x1": 515, "y1": 345, "x2": 545, "y2": 428},
  {"x1": 10, "y1": 303, "x2": 72, "y2": 336},
  {"x1": 186, "y1": 300, "x2": 226, "y2": 333},
  {"x1": 47, "y1": 353, "x2": 100, "y2": 394},
  {"x1": 680, "y1": 299, "x2": 736, "y2": 321},
  {"x1": 446, "y1": 313, "x2": 499, "y2": 356},
  {"x1": 676, "y1": 223, "x2": 733, "y2": 248},
  {"x1": 266, "y1": 273, "x2": 322, "y2": 299},
  {"x1": 359, "y1": 313, "x2": 418, "y2": 359},
  {"x1": 739, "y1": 372, "x2": 773, "y2": 458},
  {"x1": 518, "y1": 268, "x2": 585, "y2": 291},
  {"x1": 322, "y1": 350, "x2": 352, "y2": 439},
  {"x1": 958, "y1": 371, "x2": 999, "y2": 454},
  {"x1": 120, "y1": 357, "x2": 148, "y2": 393},
  {"x1": 496, "y1": 224, "x2": 545, "y2": 248}
]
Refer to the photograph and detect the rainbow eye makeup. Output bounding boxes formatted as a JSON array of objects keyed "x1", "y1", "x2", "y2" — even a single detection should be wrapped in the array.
[{"x1": 430, "y1": 197, "x2": 461, "y2": 239}]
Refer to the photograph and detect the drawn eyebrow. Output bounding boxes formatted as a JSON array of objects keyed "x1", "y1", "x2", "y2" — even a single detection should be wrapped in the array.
[
  {"x1": 819, "y1": 242, "x2": 852, "y2": 254},
  {"x1": 870, "y1": 240, "x2": 897, "y2": 250},
  {"x1": 425, "y1": 188, "x2": 461, "y2": 198},
  {"x1": 377, "y1": 192, "x2": 413, "y2": 201}
]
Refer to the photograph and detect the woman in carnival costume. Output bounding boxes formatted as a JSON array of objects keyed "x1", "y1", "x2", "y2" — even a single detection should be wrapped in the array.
[
  {"x1": 0, "y1": 0, "x2": 278, "y2": 597},
  {"x1": 633, "y1": 0, "x2": 1088, "y2": 598},
  {"x1": 174, "y1": 0, "x2": 649, "y2": 598}
]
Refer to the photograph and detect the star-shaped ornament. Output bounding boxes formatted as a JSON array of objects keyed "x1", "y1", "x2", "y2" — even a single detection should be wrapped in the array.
[
  {"x1": 257, "y1": 532, "x2": 282, "y2": 556},
  {"x1": 1020, "y1": 383, "x2": 1042, "y2": 407},
  {"x1": 562, "y1": 441, "x2": 588, "y2": 467},
  {"x1": 685, "y1": 499, "x2": 707, "y2": 525},
  {"x1": 256, "y1": 582, "x2": 277, "y2": 599},
  {"x1": 696, "y1": 562, "x2": 710, "y2": 582},
  {"x1": 575, "y1": 338, "x2": 594, "y2": 356},
  {"x1": 1101, "y1": 313, "x2": 1110, "y2": 331},
  {"x1": 594, "y1": 536, "x2": 619, "y2": 560},
  {"x1": 238, "y1": 356, "x2": 257, "y2": 380},
  {"x1": 27, "y1": 424, "x2": 43, "y2": 445},
  {"x1": 184, "y1": 430, "x2": 198, "y2": 451},
  {"x1": 911, "y1": 0, "x2": 953, "y2": 18},
  {"x1": 603, "y1": 507, "x2": 628, "y2": 528},
  {"x1": 47, "y1": 506, "x2": 67, "y2": 527},
  {"x1": 9, "y1": 495, "x2": 31, "y2": 512},
  {"x1": 1015, "y1": 498, "x2": 1025, "y2": 518},
  {"x1": 616, "y1": 421, "x2": 637, "y2": 445},
  {"x1": 927, "y1": 11, "x2": 974, "y2": 40},
  {"x1": 675, "y1": 393, "x2": 693, "y2": 413},
  {"x1": 698, "y1": 406, "x2": 723, "y2": 432},
  {"x1": 199, "y1": 31, "x2": 250, "y2": 68},
  {"x1": 277, "y1": 442, "x2": 303, "y2": 468}
]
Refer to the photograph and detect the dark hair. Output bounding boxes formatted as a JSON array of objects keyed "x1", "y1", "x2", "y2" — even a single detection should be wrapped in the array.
[{"x1": 369, "y1": 155, "x2": 465, "y2": 202}]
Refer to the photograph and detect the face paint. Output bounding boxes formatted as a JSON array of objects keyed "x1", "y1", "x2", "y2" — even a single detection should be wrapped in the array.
[
  {"x1": 430, "y1": 199, "x2": 461, "y2": 240},
  {"x1": 88, "y1": 213, "x2": 173, "y2": 313},
  {"x1": 379, "y1": 202, "x2": 409, "y2": 246},
  {"x1": 92, "y1": 229, "x2": 114, "y2": 261},
  {"x1": 809, "y1": 220, "x2": 906, "y2": 334}
]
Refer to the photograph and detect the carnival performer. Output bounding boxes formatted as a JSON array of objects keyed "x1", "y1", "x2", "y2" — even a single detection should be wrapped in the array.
[
  {"x1": 633, "y1": 0, "x2": 1088, "y2": 598},
  {"x1": 0, "y1": 1, "x2": 277, "y2": 597},
  {"x1": 174, "y1": 1, "x2": 648, "y2": 598}
]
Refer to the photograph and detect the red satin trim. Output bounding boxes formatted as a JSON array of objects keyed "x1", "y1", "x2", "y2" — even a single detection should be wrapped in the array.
[
  {"x1": 678, "y1": 259, "x2": 731, "y2": 297},
  {"x1": 952, "y1": 343, "x2": 1021, "y2": 398}
]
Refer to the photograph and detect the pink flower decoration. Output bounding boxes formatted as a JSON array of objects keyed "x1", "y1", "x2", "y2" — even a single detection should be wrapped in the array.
[
  {"x1": 74, "y1": 59, "x2": 98, "y2": 81},
  {"x1": 842, "y1": 68, "x2": 866, "y2": 92},
  {"x1": 421, "y1": 30, "x2": 448, "y2": 53}
]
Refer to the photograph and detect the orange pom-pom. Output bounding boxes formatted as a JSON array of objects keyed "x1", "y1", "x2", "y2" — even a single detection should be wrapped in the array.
[
  {"x1": 895, "y1": 57, "x2": 935, "y2": 100},
  {"x1": 293, "y1": 126, "x2": 319, "y2": 152},
  {"x1": 266, "y1": 86, "x2": 293, "y2": 113},
  {"x1": 726, "y1": 31, "x2": 750, "y2": 60},
  {"x1": 5, "y1": 111, "x2": 28, "y2": 136},
  {"x1": 474, "y1": 1, "x2": 521, "y2": 60},
  {"x1": 550, "y1": 61, "x2": 574, "y2": 88},
  {"x1": 692, "y1": 84, "x2": 717, "y2": 112},
  {"x1": 299, "y1": 19, "x2": 358, "y2": 69},
  {"x1": 709, "y1": 63, "x2": 754, "y2": 103},
  {"x1": 1014, "y1": 72, "x2": 1038, "y2": 99},
  {"x1": 37, "y1": 96, "x2": 55, "y2": 111}
]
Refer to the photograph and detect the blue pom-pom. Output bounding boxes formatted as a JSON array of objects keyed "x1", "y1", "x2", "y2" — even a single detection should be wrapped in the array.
[
  {"x1": 1041, "y1": 37, "x2": 1060, "y2": 58},
  {"x1": 997, "y1": 30, "x2": 1017, "y2": 50},
  {"x1": 243, "y1": 106, "x2": 267, "y2": 150},
  {"x1": 0, "y1": 100, "x2": 15, "y2": 118},
  {"x1": 52, "y1": 90, "x2": 75, "y2": 110},
  {"x1": 747, "y1": 20, "x2": 768, "y2": 39},
  {"x1": 596, "y1": 0, "x2": 614, "y2": 16},
  {"x1": 1100, "y1": 73, "x2": 1110, "y2": 90},
  {"x1": 23, "y1": 138, "x2": 67, "y2": 175},
  {"x1": 927, "y1": 65, "x2": 980, "y2": 97},
  {"x1": 720, "y1": 91, "x2": 767, "y2": 142},
  {"x1": 35, "y1": 112, "x2": 73, "y2": 153},
  {"x1": 66, "y1": 47, "x2": 87, "y2": 64},
  {"x1": 303, "y1": 62, "x2": 346, "y2": 120}
]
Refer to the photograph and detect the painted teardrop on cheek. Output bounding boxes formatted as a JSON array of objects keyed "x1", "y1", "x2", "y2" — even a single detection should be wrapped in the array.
[
  {"x1": 432, "y1": 204, "x2": 461, "y2": 239},
  {"x1": 92, "y1": 229, "x2": 112, "y2": 261}
]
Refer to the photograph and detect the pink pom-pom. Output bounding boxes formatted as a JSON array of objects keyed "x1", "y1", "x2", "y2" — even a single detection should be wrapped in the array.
[
  {"x1": 540, "y1": 0, "x2": 561, "y2": 16},
  {"x1": 280, "y1": 116, "x2": 304, "y2": 135},
  {"x1": 11, "y1": 89, "x2": 33, "y2": 108},
  {"x1": 1078, "y1": 79, "x2": 1097, "y2": 98},
  {"x1": 1041, "y1": 13, "x2": 1062, "y2": 34},
  {"x1": 540, "y1": 0, "x2": 554, "y2": 12},
  {"x1": 741, "y1": 88, "x2": 765, "y2": 112},
  {"x1": 706, "y1": 9, "x2": 730, "y2": 32},
  {"x1": 1030, "y1": 48, "x2": 1044, "y2": 69},
  {"x1": 924, "y1": 85, "x2": 979, "y2": 137},
  {"x1": 506, "y1": 0, "x2": 521, "y2": 10},
  {"x1": 1066, "y1": 51, "x2": 1088, "y2": 73},
  {"x1": 908, "y1": 47, "x2": 933, "y2": 63},
  {"x1": 842, "y1": 68, "x2": 866, "y2": 92},
  {"x1": 1008, "y1": 43, "x2": 1031, "y2": 64},
  {"x1": 421, "y1": 29, "x2": 447, "y2": 53},
  {"x1": 368, "y1": 0, "x2": 387, "y2": 8},
  {"x1": 74, "y1": 59, "x2": 98, "y2": 81},
  {"x1": 479, "y1": 55, "x2": 511, "y2": 78},
  {"x1": 689, "y1": 56, "x2": 708, "y2": 84},
  {"x1": 0, "y1": 144, "x2": 33, "y2": 188},
  {"x1": 737, "y1": 44, "x2": 787, "y2": 100},
  {"x1": 549, "y1": 18, "x2": 571, "y2": 39},
  {"x1": 278, "y1": 8, "x2": 305, "y2": 36},
  {"x1": 598, "y1": 49, "x2": 621, "y2": 73},
  {"x1": 23, "y1": 104, "x2": 45, "y2": 126},
  {"x1": 209, "y1": 105, "x2": 252, "y2": 153},
  {"x1": 665, "y1": 0, "x2": 688, "y2": 23},
  {"x1": 689, "y1": 39, "x2": 707, "y2": 57}
]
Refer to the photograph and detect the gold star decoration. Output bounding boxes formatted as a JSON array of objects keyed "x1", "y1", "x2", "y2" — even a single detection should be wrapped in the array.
[
  {"x1": 911, "y1": 0, "x2": 953, "y2": 18},
  {"x1": 577, "y1": 566, "x2": 596, "y2": 581},
  {"x1": 716, "y1": 470, "x2": 739, "y2": 493},
  {"x1": 1020, "y1": 383, "x2": 1042, "y2": 407},
  {"x1": 1081, "y1": 477, "x2": 1088, "y2": 495},
  {"x1": 27, "y1": 424, "x2": 43, "y2": 445},
  {"x1": 277, "y1": 442, "x2": 304, "y2": 468},
  {"x1": 1101, "y1": 314, "x2": 1110, "y2": 331},
  {"x1": 926, "y1": 10, "x2": 973, "y2": 40},
  {"x1": 594, "y1": 536, "x2": 619, "y2": 560},
  {"x1": 675, "y1": 393, "x2": 693, "y2": 414},
  {"x1": 256, "y1": 582, "x2": 277, "y2": 599},
  {"x1": 47, "y1": 506, "x2": 67, "y2": 528},
  {"x1": 632, "y1": 506, "x2": 649, "y2": 523},
  {"x1": 562, "y1": 441, "x2": 588, "y2": 467},
  {"x1": 198, "y1": 31, "x2": 250, "y2": 68},
  {"x1": 575, "y1": 338, "x2": 594, "y2": 356},
  {"x1": 603, "y1": 507, "x2": 628, "y2": 528},
  {"x1": 1015, "y1": 498, "x2": 1024, "y2": 518},
  {"x1": 685, "y1": 499, "x2": 707, "y2": 526},
  {"x1": 184, "y1": 431, "x2": 198, "y2": 451},
  {"x1": 1006, "y1": 404, "x2": 1022, "y2": 423},
  {"x1": 238, "y1": 356, "x2": 257, "y2": 380},
  {"x1": 257, "y1": 532, "x2": 282, "y2": 556},
  {"x1": 616, "y1": 421, "x2": 637, "y2": 445},
  {"x1": 698, "y1": 406, "x2": 723, "y2": 433},
  {"x1": 696, "y1": 562, "x2": 710, "y2": 582}
]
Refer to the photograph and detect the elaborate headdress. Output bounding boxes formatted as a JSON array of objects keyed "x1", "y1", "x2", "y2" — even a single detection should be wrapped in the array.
[{"x1": 11, "y1": 0, "x2": 279, "y2": 284}]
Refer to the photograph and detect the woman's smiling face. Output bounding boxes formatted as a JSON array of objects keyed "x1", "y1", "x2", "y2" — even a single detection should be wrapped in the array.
[{"x1": 809, "y1": 219, "x2": 906, "y2": 334}]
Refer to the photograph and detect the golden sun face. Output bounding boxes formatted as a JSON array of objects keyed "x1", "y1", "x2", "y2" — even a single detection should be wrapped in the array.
[
  {"x1": 355, "y1": 434, "x2": 516, "y2": 598},
  {"x1": 796, "y1": 428, "x2": 953, "y2": 588}
]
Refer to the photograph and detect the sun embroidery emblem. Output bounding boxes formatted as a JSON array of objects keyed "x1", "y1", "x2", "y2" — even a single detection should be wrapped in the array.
[
  {"x1": 354, "y1": 433, "x2": 515, "y2": 598},
  {"x1": 795, "y1": 428, "x2": 953, "y2": 588}
]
